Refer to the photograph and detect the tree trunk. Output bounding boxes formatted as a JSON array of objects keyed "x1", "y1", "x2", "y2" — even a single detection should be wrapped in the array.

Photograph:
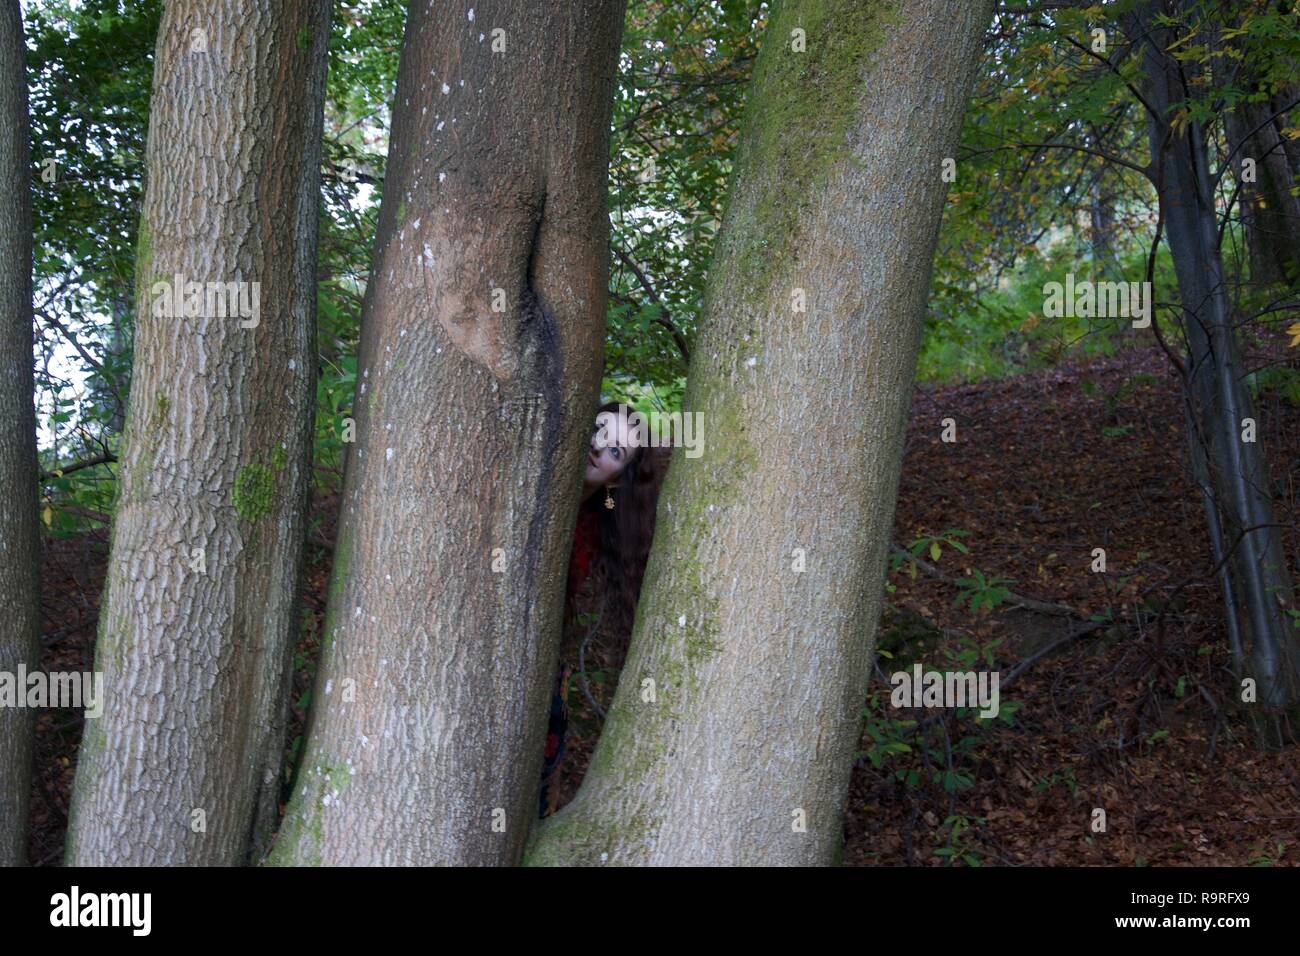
[
  {"x1": 65, "y1": 0, "x2": 333, "y2": 864},
  {"x1": 1131, "y1": 0, "x2": 1300, "y2": 745},
  {"x1": 0, "y1": 0, "x2": 39, "y2": 867},
  {"x1": 266, "y1": 0, "x2": 625, "y2": 867},
  {"x1": 1089, "y1": 176, "x2": 1118, "y2": 277},
  {"x1": 527, "y1": 0, "x2": 995, "y2": 867},
  {"x1": 1225, "y1": 93, "x2": 1300, "y2": 287}
]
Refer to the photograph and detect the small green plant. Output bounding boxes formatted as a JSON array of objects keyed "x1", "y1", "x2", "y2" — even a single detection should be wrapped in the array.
[
  {"x1": 858, "y1": 689, "x2": 918, "y2": 772},
  {"x1": 934, "y1": 814, "x2": 984, "y2": 867},
  {"x1": 892, "y1": 529, "x2": 969, "y2": 578},
  {"x1": 859, "y1": 689, "x2": 979, "y2": 792},
  {"x1": 932, "y1": 758, "x2": 975, "y2": 794},
  {"x1": 1248, "y1": 841, "x2": 1286, "y2": 866},
  {"x1": 1034, "y1": 768, "x2": 1079, "y2": 797},
  {"x1": 954, "y1": 568, "x2": 1014, "y2": 612},
  {"x1": 942, "y1": 633, "x2": 1003, "y2": 669},
  {"x1": 313, "y1": 353, "x2": 356, "y2": 493}
]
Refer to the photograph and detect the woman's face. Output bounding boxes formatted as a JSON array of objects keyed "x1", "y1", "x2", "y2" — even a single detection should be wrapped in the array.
[{"x1": 586, "y1": 409, "x2": 634, "y2": 486}]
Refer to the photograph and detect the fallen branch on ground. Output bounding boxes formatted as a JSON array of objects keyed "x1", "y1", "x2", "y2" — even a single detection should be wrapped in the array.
[{"x1": 890, "y1": 544, "x2": 1086, "y2": 619}]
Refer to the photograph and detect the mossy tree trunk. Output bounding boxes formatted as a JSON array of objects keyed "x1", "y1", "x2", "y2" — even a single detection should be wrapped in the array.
[
  {"x1": 65, "y1": 0, "x2": 332, "y2": 864},
  {"x1": 0, "y1": 0, "x2": 39, "y2": 867},
  {"x1": 526, "y1": 0, "x2": 994, "y2": 866},
  {"x1": 266, "y1": 0, "x2": 624, "y2": 866}
]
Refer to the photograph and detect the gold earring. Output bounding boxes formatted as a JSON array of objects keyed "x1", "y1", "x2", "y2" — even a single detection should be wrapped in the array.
[{"x1": 604, "y1": 486, "x2": 615, "y2": 509}]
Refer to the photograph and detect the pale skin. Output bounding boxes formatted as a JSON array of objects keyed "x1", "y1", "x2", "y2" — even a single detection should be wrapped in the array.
[{"x1": 583, "y1": 408, "x2": 635, "y2": 501}]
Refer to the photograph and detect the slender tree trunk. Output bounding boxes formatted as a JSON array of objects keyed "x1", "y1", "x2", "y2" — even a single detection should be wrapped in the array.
[
  {"x1": 1089, "y1": 176, "x2": 1118, "y2": 277},
  {"x1": 97, "y1": 296, "x2": 131, "y2": 435},
  {"x1": 0, "y1": 0, "x2": 39, "y2": 867},
  {"x1": 1132, "y1": 0, "x2": 1300, "y2": 744},
  {"x1": 65, "y1": 0, "x2": 332, "y2": 864},
  {"x1": 266, "y1": 0, "x2": 625, "y2": 867},
  {"x1": 527, "y1": 0, "x2": 995, "y2": 867},
  {"x1": 1184, "y1": 396, "x2": 1244, "y2": 672},
  {"x1": 1280, "y1": 84, "x2": 1300, "y2": 177},
  {"x1": 1225, "y1": 94, "x2": 1300, "y2": 287}
]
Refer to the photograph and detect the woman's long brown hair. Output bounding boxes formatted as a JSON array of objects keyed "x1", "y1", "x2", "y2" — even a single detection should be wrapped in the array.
[{"x1": 570, "y1": 401, "x2": 670, "y2": 659}]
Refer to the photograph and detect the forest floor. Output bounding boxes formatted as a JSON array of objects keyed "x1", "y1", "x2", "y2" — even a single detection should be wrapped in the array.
[
  {"x1": 841, "y1": 344, "x2": 1300, "y2": 866},
  {"x1": 27, "y1": 345, "x2": 1300, "y2": 866}
]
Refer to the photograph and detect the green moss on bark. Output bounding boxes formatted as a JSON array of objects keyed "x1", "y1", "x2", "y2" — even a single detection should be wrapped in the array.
[
  {"x1": 718, "y1": 0, "x2": 897, "y2": 298},
  {"x1": 233, "y1": 464, "x2": 275, "y2": 522},
  {"x1": 232, "y1": 443, "x2": 289, "y2": 523},
  {"x1": 134, "y1": 218, "x2": 154, "y2": 305},
  {"x1": 151, "y1": 392, "x2": 169, "y2": 430},
  {"x1": 263, "y1": 757, "x2": 350, "y2": 866},
  {"x1": 523, "y1": 799, "x2": 661, "y2": 867}
]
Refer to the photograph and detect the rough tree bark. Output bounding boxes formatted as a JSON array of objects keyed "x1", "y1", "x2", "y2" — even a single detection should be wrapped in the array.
[
  {"x1": 65, "y1": 0, "x2": 333, "y2": 864},
  {"x1": 0, "y1": 0, "x2": 39, "y2": 867},
  {"x1": 266, "y1": 0, "x2": 625, "y2": 866},
  {"x1": 1130, "y1": 0, "x2": 1300, "y2": 744},
  {"x1": 527, "y1": 0, "x2": 995, "y2": 866}
]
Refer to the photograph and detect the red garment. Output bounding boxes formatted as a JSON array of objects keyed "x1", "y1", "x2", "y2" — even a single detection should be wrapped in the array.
[{"x1": 567, "y1": 508, "x2": 600, "y2": 598}]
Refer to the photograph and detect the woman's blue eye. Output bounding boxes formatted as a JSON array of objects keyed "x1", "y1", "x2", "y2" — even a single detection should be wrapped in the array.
[{"x1": 611, "y1": 448, "x2": 621, "y2": 460}]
